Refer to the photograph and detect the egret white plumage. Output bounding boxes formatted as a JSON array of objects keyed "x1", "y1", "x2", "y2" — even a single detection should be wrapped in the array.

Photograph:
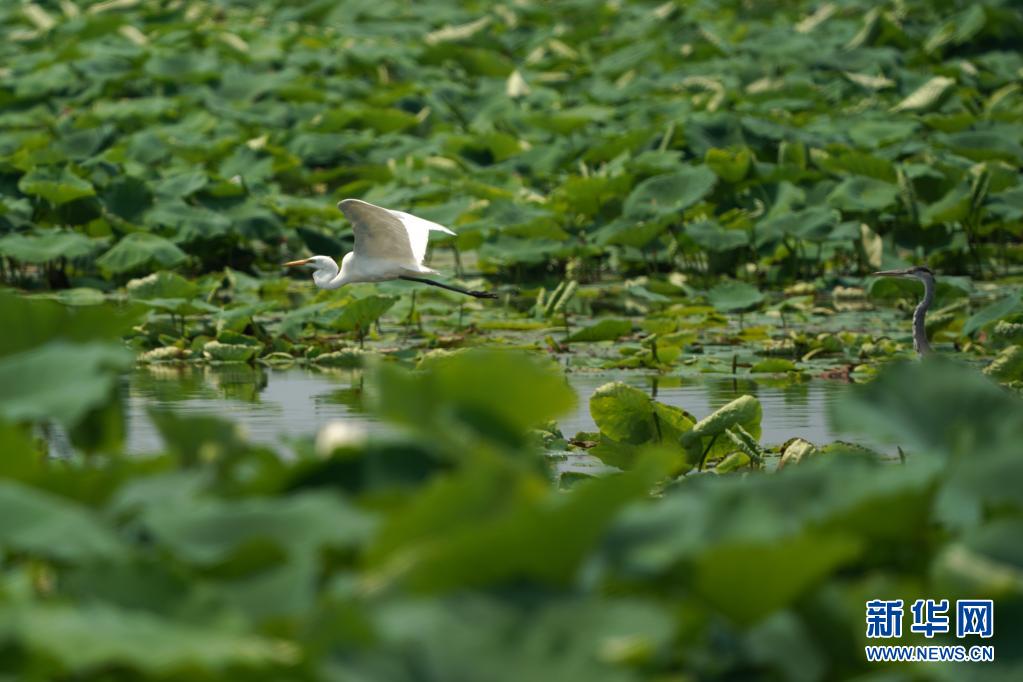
[
  {"x1": 284, "y1": 199, "x2": 497, "y2": 299},
  {"x1": 872, "y1": 265, "x2": 935, "y2": 355}
]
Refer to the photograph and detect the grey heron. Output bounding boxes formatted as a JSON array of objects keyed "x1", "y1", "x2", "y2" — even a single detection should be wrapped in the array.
[{"x1": 873, "y1": 266, "x2": 935, "y2": 355}]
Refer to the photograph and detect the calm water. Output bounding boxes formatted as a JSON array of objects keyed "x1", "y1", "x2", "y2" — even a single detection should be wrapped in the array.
[{"x1": 118, "y1": 365, "x2": 847, "y2": 455}]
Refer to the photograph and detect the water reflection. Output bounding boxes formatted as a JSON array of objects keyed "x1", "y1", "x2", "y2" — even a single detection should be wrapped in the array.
[
  {"x1": 125, "y1": 365, "x2": 377, "y2": 454},
  {"x1": 122, "y1": 366, "x2": 847, "y2": 454},
  {"x1": 557, "y1": 372, "x2": 842, "y2": 446}
]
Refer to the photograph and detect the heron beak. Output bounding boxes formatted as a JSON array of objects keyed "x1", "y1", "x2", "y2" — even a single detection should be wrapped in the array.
[
  {"x1": 872, "y1": 268, "x2": 911, "y2": 277},
  {"x1": 283, "y1": 258, "x2": 311, "y2": 268}
]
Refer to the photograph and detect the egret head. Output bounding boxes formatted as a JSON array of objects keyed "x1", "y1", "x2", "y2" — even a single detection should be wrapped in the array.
[
  {"x1": 284, "y1": 255, "x2": 340, "y2": 287},
  {"x1": 284, "y1": 255, "x2": 332, "y2": 271}
]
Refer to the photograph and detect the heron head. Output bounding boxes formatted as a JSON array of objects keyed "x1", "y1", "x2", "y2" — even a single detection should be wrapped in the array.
[{"x1": 873, "y1": 265, "x2": 934, "y2": 282}]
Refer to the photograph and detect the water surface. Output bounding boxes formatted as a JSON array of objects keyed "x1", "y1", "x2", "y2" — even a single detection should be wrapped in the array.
[{"x1": 122, "y1": 365, "x2": 848, "y2": 454}]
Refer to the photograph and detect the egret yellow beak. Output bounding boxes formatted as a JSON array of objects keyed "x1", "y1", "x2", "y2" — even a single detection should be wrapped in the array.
[{"x1": 283, "y1": 258, "x2": 311, "y2": 267}]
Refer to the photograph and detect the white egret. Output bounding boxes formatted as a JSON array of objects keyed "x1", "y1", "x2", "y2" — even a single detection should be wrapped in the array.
[
  {"x1": 873, "y1": 265, "x2": 935, "y2": 355},
  {"x1": 284, "y1": 199, "x2": 497, "y2": 299}
]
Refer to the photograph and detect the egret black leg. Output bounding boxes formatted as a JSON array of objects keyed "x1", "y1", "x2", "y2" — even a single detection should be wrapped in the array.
[{"x1": 399, "y1": 276, "x2": 498, "y2": 299}]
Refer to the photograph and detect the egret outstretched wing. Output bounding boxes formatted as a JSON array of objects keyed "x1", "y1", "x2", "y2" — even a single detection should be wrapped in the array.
[
  {"x1": 390, "y1": 210, "x2": 455, "y2": 264},
  {"x1": 338, "y1": 199, "x2": 417, "y2": 265},
  {"x1": 337, "y1": 199, "x2": 455, "y2": 267}
]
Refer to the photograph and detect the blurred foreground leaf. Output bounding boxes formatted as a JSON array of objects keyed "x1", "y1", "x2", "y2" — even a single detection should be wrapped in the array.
[
  {"x1": 373, "y1": 349, "x2": 577, "y2": 443},
  {"x1": 0, "y1": 602, "x2": 296, "y2": 674},
  {"x1": 0, "y1": 341, "x2": 130, "y2": 426}
]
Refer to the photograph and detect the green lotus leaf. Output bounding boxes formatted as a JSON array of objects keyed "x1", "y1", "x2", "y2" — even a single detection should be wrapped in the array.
[
  {"x1": 565, "y1": 319, "x2": 632, "y2": 343},
  {"x1": 962, "y1": 291, "x2": 1021, "y2": 337},
  {"x1": 827, "y1": 176, "x2": 899, "y2": 212},
  {"x1": 0, "y1": 341, "x2": 130, "y2": 426},
  {"x1": 623, "y1": 166, "x2": 717, "y2": 220},
  {"x1": 17, "y1": 166, "x2": 95, "y2": 204},
  {"x1": 96, "y1": 233, "x2": 187, "y2": 276},
  {"x1": 680, "y1": 395, "x2": 763, "y2": 464},
  {"x1": 126, "y1": 271, "x2": 198, "y2": 300},
  {"x1": 202, "y1": 341, "x2": 257, "y2": 363},
  {"x1": 0, "y1": 230, "x2": 99, "y2": 263},
  {"x1": 707, "y1": 281, "x2": 764, "y2": 312}
]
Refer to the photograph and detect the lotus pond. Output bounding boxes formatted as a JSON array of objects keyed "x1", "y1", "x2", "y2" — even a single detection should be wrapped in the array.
[{"x1": 3, "y1": 0, "x2": 1023, "y2": 679}]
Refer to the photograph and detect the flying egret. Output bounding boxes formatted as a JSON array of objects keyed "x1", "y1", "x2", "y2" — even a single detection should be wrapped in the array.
[
  {"x1": 873, "y1": 265, "x2": 935, "y2": 355},
  {"x1": 284, "y1": 199, "x2": 497, "y2": 299}
]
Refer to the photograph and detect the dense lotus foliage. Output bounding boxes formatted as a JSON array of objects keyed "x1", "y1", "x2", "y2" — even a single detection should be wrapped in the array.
[
  {"x1": 1, "y1": 0, "x2": 1023, "y2": 679},
  {"x1": 3, "y1": 291, "x2": 1023, "y2": 680}
]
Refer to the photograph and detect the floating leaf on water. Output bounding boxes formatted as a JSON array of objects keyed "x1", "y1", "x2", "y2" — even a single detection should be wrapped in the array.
[
  {"x1": 777, "y1": 438, "x2": 818, "y2": 469},
  {"x1": 750, "y1": 359, "x2": 798, "y2": 373},
  {"x1": 202, "y1": 341, "x2": 256, "y2": 363},
  {"x1": 565, "y1": 319, "x2": 632, "y2": 343},
  {"x1": 217, "y1": 330, "x2": 263, "y2": 348},
  {"x1": 313, "y1": 349, "x2": 365, "y2": 368},
  {"x1": 139, "y1": 346, "x2": 191, "y2": 363},
  {"x1": 260, "y1": 351, "x2": 295, "y2": 366}
]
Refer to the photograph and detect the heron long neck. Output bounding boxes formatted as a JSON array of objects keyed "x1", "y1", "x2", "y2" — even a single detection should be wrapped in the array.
[{"x1": 912, "y1": 276, "x2": 934, "y2": 355}]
